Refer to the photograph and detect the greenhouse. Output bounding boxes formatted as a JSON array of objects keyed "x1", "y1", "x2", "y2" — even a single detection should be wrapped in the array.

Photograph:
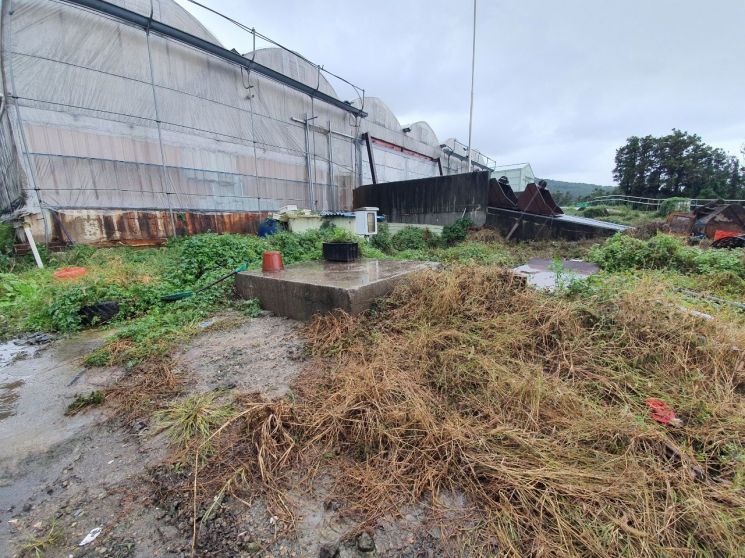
[{"x1": 0, "y1": 0, "x2": 494, "y2": 245}]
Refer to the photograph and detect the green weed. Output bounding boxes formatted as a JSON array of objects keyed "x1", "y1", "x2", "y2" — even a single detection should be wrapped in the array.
[
  {"x1": 391, "y1": 226, "x2": 440, "y2": 251},
  {"x1": 17, "y1": 521, "x2": 63, "y2": 557},
  {"x1": 65, "y1": 391, "x2": 104, "y2": 415},
  {"x1": 155, "y1": 392, "x2": 234, "y2": 449},
  {"x1": 441, "y1": 217, "x2": 473, "y2": 246},
  {"x1": 590, "y1": 233, "x2": 745, "y2": 277}
]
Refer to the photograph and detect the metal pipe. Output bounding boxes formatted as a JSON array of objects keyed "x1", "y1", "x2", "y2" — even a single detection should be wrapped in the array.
[
  {"x1": 145, "y1": 26, "x2": 177, "y2": 237},
  {"x1": 362, "y1": 133, "x2": 377, "y2": 184},
  {"x1": 58, "y1": 0, "x2": 368, "y2": 118},
  {"x1": 327, "y1": 120, "x2": 334, "y2": 210},
  {"x1": 466, "y1": 0, "x2": 477, "y2": 173},
  {"x1": 301, "y1": 113, "x2": 315, "y2": 208}
]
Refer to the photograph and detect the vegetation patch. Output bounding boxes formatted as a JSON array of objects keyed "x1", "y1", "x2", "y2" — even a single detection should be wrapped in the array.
[
  {"x1": 155, "y1": 392, "x2": 234, "y2": 451},
  {"x1": 16, "y1": 521, "x2": 64, "y2": 557},
  {"x1": 177, "y1": 266, "x2": 744, "y2": 556},
  {"x1": 65, "y1": 390, "x2": 104, "y2": 416},
  {"x1": 590, "y1": 233, "x2": 745, "y2": 277}
]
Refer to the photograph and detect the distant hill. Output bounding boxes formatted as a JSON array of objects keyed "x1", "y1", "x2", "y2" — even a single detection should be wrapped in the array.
[{"x1": 539, "y1": 179, "x2": 615, "y2": 200}]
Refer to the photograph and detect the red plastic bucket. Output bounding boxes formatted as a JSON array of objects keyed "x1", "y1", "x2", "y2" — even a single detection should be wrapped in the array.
[{"x1": 262, "y1": 251, "x2": 284, "y2": 272}]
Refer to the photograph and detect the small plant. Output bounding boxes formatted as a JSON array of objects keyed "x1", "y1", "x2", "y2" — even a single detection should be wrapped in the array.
[
  {"x1": 441, "y1": 217, "x2": 473, "y2": 246},
  {"x1": 657, "y1": 197, "x2": 688, "y2": 217},
  {"x1": 548, "y1": 258, "x2": 569, "y2": 293},
  {"x1": 582, "y1": 205, "x2": 609, "y2": 218},
  {"x1": 236, "y1": 297, "x2": 262, "y2": 318},
  {"x1": 154, "y1": 392, "x2": 234, "y2": 449},
  {"x1": 391, "y1": 226, "x2": 440, "y2": 251},
  {"x1": 17, "y1": 521, "x2": 63, "y2": 557},
  {"x1": 0, "y1": 221, "x2": 16, "y2": 255},
  {"x1": 65, "y1": 391, "x2": 104, "y2": 415},
  {"x1": 327, "y1": 226, "x2": 359, "y2": 243},
  {"x1": 370, "y1": 222, "x2": 393, "y2": 253}
]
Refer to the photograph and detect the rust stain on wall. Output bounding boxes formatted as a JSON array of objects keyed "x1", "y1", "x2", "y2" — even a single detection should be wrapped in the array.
[{"x1": 50, "y1": 210, "x2": 270, "y2": 246}]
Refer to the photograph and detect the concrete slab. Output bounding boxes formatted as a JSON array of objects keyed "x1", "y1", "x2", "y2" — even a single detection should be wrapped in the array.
[
  {"x1": 513, "y1": 258, "x2": 599, "y2": 291},
  {"x1": 236, "y1": 259, "x2": 440, "y2": 320}
]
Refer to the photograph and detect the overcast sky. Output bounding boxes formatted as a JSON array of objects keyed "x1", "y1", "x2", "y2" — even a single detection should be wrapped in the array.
[{"x1": 175, "y1": 0, "x2": 745, "y2": 185}]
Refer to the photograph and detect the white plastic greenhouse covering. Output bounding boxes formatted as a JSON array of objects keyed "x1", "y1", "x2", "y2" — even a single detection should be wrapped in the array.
[{"x1": 0, "y1": 0, "x2": 493, "y2": 244}]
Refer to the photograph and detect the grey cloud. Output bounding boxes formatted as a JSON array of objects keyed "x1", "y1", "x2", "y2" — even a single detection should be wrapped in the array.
[{"x1": 177, "y1": 0, "x2": 745, "y2": 184}]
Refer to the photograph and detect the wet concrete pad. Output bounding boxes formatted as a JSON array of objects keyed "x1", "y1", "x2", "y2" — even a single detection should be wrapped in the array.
[
  {"x1": 513, "y1": 258, "x2": 599, "y2": 291},
  {"x1": 236, "y1": 259, "x2": 440, "y2": 320}
]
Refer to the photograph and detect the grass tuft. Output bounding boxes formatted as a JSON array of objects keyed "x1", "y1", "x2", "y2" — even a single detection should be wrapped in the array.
[
  {"x1": 17, "y1": 521, "x2": 63, "y2": 557},
  {"x1": 155, "y1": 392, "x2": 234, "y2": 450}
]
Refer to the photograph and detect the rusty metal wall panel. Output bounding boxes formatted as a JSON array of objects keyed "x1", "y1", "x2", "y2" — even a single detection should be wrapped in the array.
[{"x1": 51, "y1": 209, "x2": 270, "y2": 245}]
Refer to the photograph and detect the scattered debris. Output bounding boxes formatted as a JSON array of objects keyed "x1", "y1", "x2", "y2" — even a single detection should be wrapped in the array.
[
  {"x1": 0, "y1": 333, "x2": 54, "y2": 369},
  {"x1": 667, "y1": 202, "x2": 745, "y2": 239},
  {"x1": 78, "y1": 526, "x2": 102, "y2": 546},
  {"x1": 645, "y1": 398, "x2": 683, "y2": 427},
  {"x1": 711, "y1": 233, "x2": 745, "y2": 249},
  {"x1": 53, "y1": 266, "x2": 88, "y2": 279},
  {"x1": 23, "y1": 332, "x2": 55, "y2": 346}
]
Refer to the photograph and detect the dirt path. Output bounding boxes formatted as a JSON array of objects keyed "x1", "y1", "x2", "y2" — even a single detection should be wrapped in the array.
[
  {"x1": 1, "y1": 314, "x2": 445, "y2": 557},
  {"x1": 0, "y1": 314, "x2": 309, "y2": 557}
]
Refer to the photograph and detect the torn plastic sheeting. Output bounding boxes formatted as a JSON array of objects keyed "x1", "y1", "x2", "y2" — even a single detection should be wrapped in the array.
[{"x1": 645, "y1": 398, "x2": 682, "y2": 426}]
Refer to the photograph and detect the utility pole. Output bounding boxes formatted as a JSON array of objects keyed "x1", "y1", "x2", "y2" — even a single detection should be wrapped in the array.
[{"x1": 466, "y1": 0, "x2": 477, "y2": 173}]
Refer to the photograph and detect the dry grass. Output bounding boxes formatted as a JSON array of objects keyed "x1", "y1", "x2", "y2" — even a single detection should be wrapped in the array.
[
  {"x1": 186, "y1": 266, "x2": 745, "y2": 556},
  {"x1": 105, "y1": 357, "x2": 182, "y2": 420},
  {"x1": 468, "y1": 227, "x2": 504, "y2": 243}
]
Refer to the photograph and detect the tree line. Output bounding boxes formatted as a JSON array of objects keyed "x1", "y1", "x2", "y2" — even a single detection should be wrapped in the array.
[{"x1": 613, "y1": 130, "x2": 744, "y2": 199}]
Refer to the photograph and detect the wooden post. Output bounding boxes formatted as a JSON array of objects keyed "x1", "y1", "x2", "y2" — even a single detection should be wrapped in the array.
[{"x1": 22, "y1": 223, "x2": 44, "y2": 268}]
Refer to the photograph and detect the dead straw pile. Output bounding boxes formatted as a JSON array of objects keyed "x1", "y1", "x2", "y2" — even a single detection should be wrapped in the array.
[{"x1": 199, "y1": 266, "x2": 745, "y2": 556}]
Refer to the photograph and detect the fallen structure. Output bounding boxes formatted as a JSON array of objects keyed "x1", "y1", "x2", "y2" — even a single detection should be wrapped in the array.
[
  {"x1": 488, "y1": 176, "x2": 519, "y2": 210},
  {"x1": 667, "y1": 202, "x2": 745, "y2": 239},
  {"x1": 354, "y1": 172, "x2": 626, "y2": 240}
]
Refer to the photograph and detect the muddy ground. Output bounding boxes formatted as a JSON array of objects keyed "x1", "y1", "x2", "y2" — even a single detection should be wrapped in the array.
[{"x1": 1, "y1": 314, "x2": 446, "y2": 557}]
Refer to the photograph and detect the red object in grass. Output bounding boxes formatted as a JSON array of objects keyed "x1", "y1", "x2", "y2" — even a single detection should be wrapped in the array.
[
  {"x1": 713, "y1": 230, "x2": 741, "y2": 241},
  {"x1": 53, "y1": 266, "x2": 87, "y2": 279},
  {"x1": 645, "y1": 398, "x2": 682, "y2": 426},
  {"x1": 261, "y1": 251, "x2": 284, "y2": 273}
]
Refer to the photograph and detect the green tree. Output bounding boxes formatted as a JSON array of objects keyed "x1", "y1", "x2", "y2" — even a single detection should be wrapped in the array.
[{"x1": 613, "y1": 130, "x2": 743, "y2": 199}]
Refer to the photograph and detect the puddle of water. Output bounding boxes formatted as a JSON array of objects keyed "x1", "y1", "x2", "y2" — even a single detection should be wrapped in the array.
[
  {"x1": 0, "y1": 340, "x2": 34, "y2": 368},
  {"x1": 0, "y1": 335, "x2": 50, "y2": 369},
  {"x1": 0, "y1": 379, "x2": 24, "y2": 421}
]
